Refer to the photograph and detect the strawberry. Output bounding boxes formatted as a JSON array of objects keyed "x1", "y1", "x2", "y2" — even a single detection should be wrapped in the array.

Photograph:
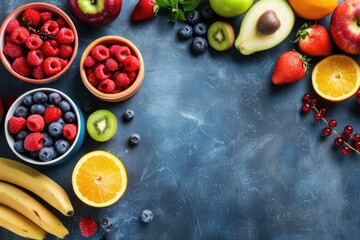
[
  {"x1": 272, "y1": 50, "x2": 309, "y2": 85},
  {"x1": 131, "y1": 0, "x2": 159, "y2": 21},
  {"x1": 43, "y1": 106, "x2": 62, "y2": 124},
  {"x1": 79, "y1": 217, "x2": 97, "y2": 237},
  {"x1": 294, "y1": 23, "x2": 332, "y2": 57},
  {"x1": 22, "y1": 8, "x2": 41, "y2": 27}
]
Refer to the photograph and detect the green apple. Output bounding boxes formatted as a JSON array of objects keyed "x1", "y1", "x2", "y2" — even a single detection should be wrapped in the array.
[{"x1": 209, "y1": 0, "x2": 254, "y2": 18}]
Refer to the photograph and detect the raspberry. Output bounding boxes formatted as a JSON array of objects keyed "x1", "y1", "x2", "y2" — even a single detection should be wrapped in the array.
[
  {"x1": 56, "y1": 27, "x2": 75, "y2": 44},
  {"x1": 22, "y1": 8, "x2": 41, "y2": 27},
  {"x1": 94, "y1": 64, "x2": 111, "y2": 80},
  {"x1": 114, "y1": 72, "x2": 131, "y2": 87},
  {"x1": 25, "y1": 34, "x2": 43, "y2": 50},
  {"x1": 32, "y1": 65, "x2": 45, "y2": 79},
  {"x1": 44, "y1": 105, "x2": 62, "y2": 124},
  {"x1": 123, "y1": 55, "x2": 140, "y2": 72},
  {"x1": 57, "y1": 57, "x2": 68, "y2": 69},
  {"x1": 91, "y1": 45, "x2": 110, "y2": 61},
  {"x1": 62, "y1": 123, "x2": 77, "y2": 140},
  {"x1": 27, "y1": 50, "x2": 43, "y2": 66},
  {"x1": 84, "y1": 55, "x2": 95, "y2": 68},
  {"x1": 5, "y1": 19, "x2": 21, "y2": 34},
  {"x1": 24, "y1": 132, "x2": 44, "y2": 151},
  {"x1": 12, "y1": 56, "x2": 32, "y2": 77},
  {"x1": 41, "y1": 40, "x2": 59, "y2": 57},
  {"x1": 43, "y1": 57, "x2": 62, "y2": 76},
  {"x1": 40, "y1": 20, "x2": 59, "y2": 35},
  {"x1": 3, "y1": 41, "x2": 22, "y2": 58},
  {"x1": 126, "y1": 71, "x2": 138, "y2": 82},
  {"x1": 98, "y1": 79, "x2": 116, "y2": 93},
  {"x1": 40, "y1": 11, "x2": 53, "y2": 24},
  {"x1": 56, "y1": 17, "x2": 68, "y2": 29},
  {"x1": 87, "y1": 72, "x2": 100, "y2": 87},
  {"x1": 8, "y1": 116, "x2": 27, "y2": 134},
  {"x1": 112, "y1": 86, "x2": 122, "y2": 93},
  {"x1": 109, "y1": 44, "x2": 121, "y2": 56},
  {"x1": 105, "y1": 58, "x2": 118, "y2": 72},
  {"x1": 79, "y1": 217, "x2": 97, "y2": 237},
  {"x1": 114, "y1": 46, "x2": 131, "y2": 62},
  {"x1": 10, "y1": 27, "x2": 30, "y2": 45},
  {"x1": 27, "y1": 114, "x2": 45, "y2": 132},
  {"x1": 59, "y1": 44, "x2": 73, "y2": 59}
]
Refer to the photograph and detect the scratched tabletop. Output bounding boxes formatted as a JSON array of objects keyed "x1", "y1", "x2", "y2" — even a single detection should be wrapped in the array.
[{"x1": 1, "y1": 0, "x2": 360, "y2": 239}]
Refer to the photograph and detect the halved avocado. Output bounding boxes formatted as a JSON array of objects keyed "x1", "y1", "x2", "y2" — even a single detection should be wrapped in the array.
[{"x1": 235, "y1": 0, "x2": 295, "y2": 55}]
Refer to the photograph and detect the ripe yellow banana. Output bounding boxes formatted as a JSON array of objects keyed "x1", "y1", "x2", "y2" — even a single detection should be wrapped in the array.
[
  {"x1": 0, "y1": 181, "x2": 69, "y2": 239},
  {"x1": 0, "y1": 204, "x2": 46, "y2": 240},
  {"x1": 0, "y1": 157, "x2": 74, "y2": 216}
]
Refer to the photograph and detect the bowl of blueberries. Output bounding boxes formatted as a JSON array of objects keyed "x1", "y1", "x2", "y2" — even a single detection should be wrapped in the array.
[{"x1": 4, "y1": 88, "x2": 85, "y2": 166}]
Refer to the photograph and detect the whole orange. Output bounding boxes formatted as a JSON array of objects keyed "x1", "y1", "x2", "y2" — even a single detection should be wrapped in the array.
[{"x1": 288, "y1": 0, "x2": 338, "y2": 20}]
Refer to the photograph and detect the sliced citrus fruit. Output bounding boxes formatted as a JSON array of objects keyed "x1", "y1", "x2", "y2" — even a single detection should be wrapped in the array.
[
  {"x1": 288, "y1": 0, "x2": 338, "y2": 20},
  {"x1": 72, "y1": 150, "x2": 127, "y2": 207},
  {"x1": 312, "y1": 54, "x2": 360, "y2": 102}
]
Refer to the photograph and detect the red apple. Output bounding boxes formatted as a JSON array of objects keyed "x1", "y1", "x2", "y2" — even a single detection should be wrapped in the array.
[
  {"x1": 67, "y1": 0, "x2": 122, "y2": 27},
  {"x1": 330, "y1": 0, "x2": 360, "y2": 55}
]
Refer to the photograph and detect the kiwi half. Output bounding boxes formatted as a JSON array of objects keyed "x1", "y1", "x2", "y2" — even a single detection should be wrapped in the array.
[
  {"x1": 207, "y1": 21, "x2": 235, "y2": 51},
  {"x1": 86, "y1": 109, "x2": 117, "y2": 142}
]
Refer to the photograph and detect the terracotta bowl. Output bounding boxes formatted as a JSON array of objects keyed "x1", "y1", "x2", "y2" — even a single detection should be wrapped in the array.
[
  {"x1": 80, "y1": 36, "x2": 144, "y2": 102},
  {"x1": 0, "y1": 2, "x2": 78, "y2": 84}
]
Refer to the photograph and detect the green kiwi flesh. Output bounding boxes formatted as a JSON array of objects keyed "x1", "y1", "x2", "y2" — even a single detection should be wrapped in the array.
[
  {"x1": 86, "y1": 109, "x2": 117, "y2": 142},
  {"x1": 207, "y1": 21, "x2": 235, "y2": 51}
]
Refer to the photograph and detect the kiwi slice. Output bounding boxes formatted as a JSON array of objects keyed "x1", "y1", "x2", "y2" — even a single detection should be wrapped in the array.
[
  {"x1": 207, "y1": 21, "x2": 235, "y2": 51},
  {"x1": 86, "y1": 109, "x2": 117, "y2": 142}
]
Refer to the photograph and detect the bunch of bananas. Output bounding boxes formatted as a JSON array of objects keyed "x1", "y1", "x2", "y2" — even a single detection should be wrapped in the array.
[{"x1": 0, "y1": 157, "x2": 73, "y2": 239}]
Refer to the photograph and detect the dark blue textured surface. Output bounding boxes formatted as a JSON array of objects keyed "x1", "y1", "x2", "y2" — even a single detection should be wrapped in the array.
[{"x1": 1, "y1": 0, "x2": 360, "y2": 239}]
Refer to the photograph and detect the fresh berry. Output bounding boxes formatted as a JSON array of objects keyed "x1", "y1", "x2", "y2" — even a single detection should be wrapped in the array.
[
  {"x1": 32, "y1": 65, "x2": 45, "y2": 79},
  {"x1": 64, "y1": 111, "x2": 76, "y2": 123},
  {"x1": 200, "y1": 4, "x2": 215, "y2": 20},
  {"x1": 5, "y1": 19, "x2": 20, "y2": 34},
  {"x1": 42, "y1": 132, "x2": 53, "y2": 147},
  {"x1": 191, "y1": 36, "x2": 207, "y2": 54},
  {"x1": 193, "y1": 22, "x2": 207, "y2": 36},
  {"x1": 94, "y1": 64, "x2": 111, "y2": 80},
  {"x1": 127, "y1": 71, "x2": 137, "y2": 82},
  {"x1": 56, "y1": 117, "x2": 65, "y2": 126},
  {"x1": 43, "y1": 57, "x2": 62, "y2": 76},
  {"x1": 48, "y1": 121, "x2": 63, "y2": 137},
  {"x1": 59, "y1": 44, "x2": 73, "y2": 59},
  {"x1": 91, "y1": 45, "x2": 110, "y2": 61},
  {"x1": 114, "y1": 72, "x2": 130, "y2": 87},
  {"x1": 12, "y1": 56, "x2": 32, "y2": 76},
  {"x1": 186, "y1": 10, "x2": 201, "y2": 25},
  {"x1": 344, "y1": 125, "x2": 353, "y2": 135},
  {"x1": 114, "y1": 46, "x2": 131, "y2": 62},
  {"x1": 8, "y1": 116, "x2": 27, "y2": 134},
  {"x1": 98, "y1": 79, "x2": 116, "y2": 93},
  {"x1": 55, "y1": 17, "x2": 68, "y2": 29},
  {"x1": 30, "y1": 104, "x2": 46, "y2": 114},
  {"x1": 40, "y1": 20, "x2": 59, "y2": 35},
  {"x1": 328, "y1": 119, "x2": 337, "y2": 128},
  {"x1": 33, "y1": 92, "x2": 48, "y2": 104},
  {"x1": 272, "y1": 50, "x2": 309, "y2": 85},
  {"x1": 100, "y1": 217, "x2": 113, "y2": 231},
  {"x1": 123, "y1": 55, "x2": 140, "y2": 72},
  {"x1": 14, "y1": 105, "x2": 29, "y2": 118},
  {"x1": 129, "y1": 133, "x2": 141, "y2": 146},
  {"x1": 16, "y1": 130, "x2": 29, "y2": 140},
  {"x1": 14, "y1": 140, "x2": 25, "y2": 153},
  {"x1": 38, "y1": 147, "x2": 55, "y2": 161},
  {"x1": 25, "y1": 34, "x2": 43, "y2": 50},
  {"x1": 44, "y1": 106, "x2": 62, "y2": 124},
  {"x1": 48, "y1": 92, "x2": 62, "y2": 105},
  {"x1": 109, "y1": 44, "x2": 121, "y2": 56},
  {"x1": 40, "y1": 11, "x2": 53, "y2": 23},
  {"x1": 301, "y1": 103, "x2": 311, "y2": 113},
  {"x1": 84, "y1": 56, "x2": 96, "y2": 68},
  {"x1": 322, "y1": 127, "x2": 332, "y2": 137},
  {"x1": 178, "y1": 25, "x2": 193, "y2": 39},
  {"x1": 10, "y1": 27, "x2": 30, "y2": 45},
  {"x1": 58, "y1": 100, "x2": 71, "y2": 112},
  {"x1": 41, "y1": 40, "x2": 59, "y2": 57},
  {"x1": 105, "y1": 58, "x2": 118, "y2": 72},
  {"x1": 294, "y1": 23, "x2": 332, "y2": 57},
  {"x1": 27, "y1": 114, "x2": 45, "y2": 132},
  {"x1": 22, "y1": 8, "x2": 41, "y2": 27},
  {"x1": 27, "y1": 50, "x2": 44, "y2": 66},
  {"x1": 131, "y1": 0, "x2": 159, "y2": 21},
  {"x1": 62, "y1": 124, "x2": 77, "y2": 140},
  {"x1": 123, "y1": 109, "x2": 135, "y2": 121},
  {"x1": 87, "y1": 72, "x2": 100, "y2": 87},
  {"x1": 56, "y1": 27, "x2": 75, "y2": 44},
  {"x1": 341, "y1": 146, "x2": 351, "y2": 155},
  {"x1": 54, "y1": 139, "x2": 70, "y2": 154},
  {"x1": 24, "y1": 132, "x2": 44, "y2": 151},
  {"x1": 79, "y1": 217, "x2": 97, "y2": 237},
  {"x1": 141, "y1": 209, "x2": 153, "y2": 223},
  {"x1": 3, "y1": 41, "x2": 22, "y2": 58}
]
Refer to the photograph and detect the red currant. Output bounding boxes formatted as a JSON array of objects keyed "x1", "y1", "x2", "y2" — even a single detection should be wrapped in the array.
[
  {"x1": 303, "y1": 93, "x2": 311, "y2": 102},
  {"x1": 314, "y1": 112, "x2": 322, "y2": 121},
  {"x1": 301, "y1": 103, "x2": 311, "y2": 113},
  {"x1": 354, "y1": 141, "x2": 360, "y2": 150},
  {"x1": 334, "y1": 137, "x2": 344, "y2": 147},
  {"x1": 344, "y1": 125, "x2": 353, "y2": 135},
  {"x1": 310, "y1": 99, "x2": 317, "y2": 107},
  {"x1": 353, "y1": 133, "x2": 360, "y2": 142},
  {"x1": 322, "y1": 127, "x2": 332, "y2": 137},
  {"x1": 319, "y1": 108, "x2": 328, "y2": 117},
  {"x1": 341, "y1": 146, "x2": 351, "y2": 155},
  {"x1": 341, "y1": 132, "x2": 351, "y2": 140},
  {"x1": 328, "y1": 119, "x2": 337, "y2": 128}
]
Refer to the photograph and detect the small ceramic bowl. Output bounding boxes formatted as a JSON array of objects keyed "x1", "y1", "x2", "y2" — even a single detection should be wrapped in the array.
[
  {"x1": 80, "y1": 36, "x2": 144, "y2": 102},
  {"x1": 0, "y1": 2, "x2": 78, "y2": 84},
  {"x1": 4, "y1": 88, "x2": 85, "y2": 166}
]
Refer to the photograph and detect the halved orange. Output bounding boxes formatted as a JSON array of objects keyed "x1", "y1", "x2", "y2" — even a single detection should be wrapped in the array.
[
  {"x1": 72, "y1": 150, "x2": 127, "y2": 207},
  {"x1": 288, "y1": 0, "x2": 338, "y2": 20},
  {"x1": 312, "y1": 54, "x2": 360, "y2": 102}
]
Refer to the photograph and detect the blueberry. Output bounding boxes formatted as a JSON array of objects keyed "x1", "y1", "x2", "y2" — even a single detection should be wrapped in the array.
[
  {"x1": 141, "y1": 209, "x2": 153, "y2": 223},
  {"x1": 191, "y1": 37, "x2": 207, "y2": 54},
  {"x1": 48, "y1": 92, "x2": 62, "y2": 105},
  {"x1": 16, "y1": 130, "x2": 29, "y2": 140},
  {"x1": 55, "y1": 139, "x2": 70, "y2": 154},
  {"x1": 100, "y1": 217, "x2": 113, "y2": 231},
  {"x1": 193, "y1": 22, "x2": 208, "y2": 36},
  {"x1": 58, "y1": 100, "x2": 71, "y2": 112},
  {"x1": 29, "y1": 151, "x2": 39, "y2": 159},
  {"x1": 22, "y1": 95, "x2": 33, "y2": 107},
  {"x1": 186, "y1": 10, "x2": 201, "y2": 25},
  {"x1": 56, "y1": 117, "x2": 65, "y2": 126},
  {"x1": 42, "y1": 133, "x2": 53, "y2": 147},
  {"x1": 33, "y1": 92, "x2": 48, "y2": 104},
  {"x1": 178, "y1": 24, "x2": 193, "y2": 39},
  {"x1": 14, "y1": 105, "x2": 29, "y2": 118},
  {"x1": 200, "y1": 4, "x2": 216, "y2": 20},
  {"x1": 64, "y1": 111, "x2": 76, "y2": 123},
  {"x1": 83, "y1": 101, "x2": 96, "y2": 113},
  {"x1": 30, "y1": 104, "x2": 45, "y2": 115},
  {"x1": 14, "y1": 140, "x2": 25, "y2": 153},
  {"x1": 123, "y1": 109, "x2": 135, "y2": 122},
  {"x1": 129, "y1": 133, "x2": 141, "y2": 146},
  {"x1": 48, "y1": 122, "x2": 63, "y2": 137},
  {"x1": 38, "y1": 147, "x2": 55, "y2": 161},
  {"x1": 51, "y1": 146, "x2": 59, "y2": 159}
]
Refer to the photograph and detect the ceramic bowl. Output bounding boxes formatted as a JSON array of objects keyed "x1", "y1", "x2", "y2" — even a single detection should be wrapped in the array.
[
  {"x1": 0, "y1": 2, "x2": 78, "y2": 84},
  {"x1": 80, "y1": 35, "x2": 144, "y2": 102},
  {"x1": 4, "y1": 88, "x2": 85, "y2": 166}
]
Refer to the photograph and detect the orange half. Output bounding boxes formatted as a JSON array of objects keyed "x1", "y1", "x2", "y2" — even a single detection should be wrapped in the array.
[
  {"x1": 72, "y1": 150, "x2": 127, "y2": 207},
  {"x1": 312, "y1": 54, "x2": 360, "y2": 102}
]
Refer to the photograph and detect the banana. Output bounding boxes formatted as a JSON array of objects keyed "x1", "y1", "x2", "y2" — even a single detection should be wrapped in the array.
[
  {"x1": 0, "y1": 157, "x2": 74, "y2": 216},
  {"x1": 0, "y1": 181, "x2": 69, "y2": 239},
  {"x1": 0, "y1": 204, "x2": 46, "y2": 240}
]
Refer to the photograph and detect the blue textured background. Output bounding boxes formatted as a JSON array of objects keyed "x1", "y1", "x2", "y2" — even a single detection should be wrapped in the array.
[{"x1": 1, "y1": 0, "x2": 360, "y2": 239}]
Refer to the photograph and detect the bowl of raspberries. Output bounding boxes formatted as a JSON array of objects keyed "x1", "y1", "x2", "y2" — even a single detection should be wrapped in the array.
[
  {"x1": 0, "y1": 2, "x2": 78, "y2": 84},
  {"x1": 80, "y1": 35, "x2": 144, "y2": 102},
  {"x1": 4, "y1": 88, "x2": 85, "y2": 166}
]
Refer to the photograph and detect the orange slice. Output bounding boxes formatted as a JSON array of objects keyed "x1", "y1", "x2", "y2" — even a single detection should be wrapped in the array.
[
  {"x1": 312, "y1": 54, "x2": 360, "y2": 102},
  {"x1": 72, "y1": 150, "x2": 127, "y2": 207}
]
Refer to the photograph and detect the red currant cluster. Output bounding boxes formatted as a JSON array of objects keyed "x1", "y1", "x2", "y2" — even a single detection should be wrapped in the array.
[{"x1": 301, "y1": 93, "x2": 360, "y2": 156}]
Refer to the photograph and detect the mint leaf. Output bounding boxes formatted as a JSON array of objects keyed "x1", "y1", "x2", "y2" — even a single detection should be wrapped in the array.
[
  {"x1": 156, "y1": 0, "x2": 173, "y2": 8},
  {"x1": 180, "y1": 0, "x2": 200, "y2": 12}
]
